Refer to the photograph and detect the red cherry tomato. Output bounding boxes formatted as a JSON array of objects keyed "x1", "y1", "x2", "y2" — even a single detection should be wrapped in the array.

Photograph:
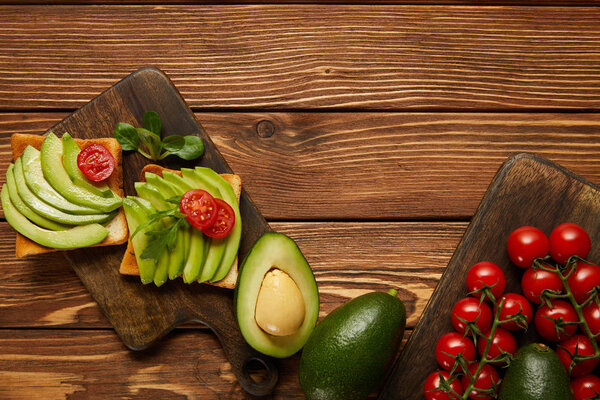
[
  {"x1": 566, "y1": 261, "x2": 600, "y2": 304},
  {"x1": 77, "y1": 143, "x2": 115, "y2": 182},
  {"x1": 451, "y1": 297, "x2": 493, "y2": 335},
  {"x1": 424, "y1": 370, "x2": 463, "y2": 400},
  {"x1": 201, "y1": 198, "x2": 235, "y2": 239},
  {"x1": 557, "y1": 335, "x2": 599, "y2": 377},
  {"x1": 534, "y1": 299, "x2": 578, "y2": 342},
  {"x1": 507, "y1": 226, "x2": 549, "y2": 268},
  {"x1": 461, "y1": 363, "x2": 499, "y2": 400},
  {"x1": 477, "y1": 327, "x2": 517, "y2": 364},
  {"x1": 435, "y1": 332, "x2": 476, "y2": 371},
  {"x1": 466, "y1": 261, "x2": 506, "y2": 301},
  {"x1": 571, "y1": 374, "x2": 600, "y2": 400},
  {"x1": 550, "y1": 223, "x2": 591, "y2": 265},
  {"x1": 179, "y1": 189, "x2": 218, "y2": 230},
  {"x1": 496, "y1": 293, "x2": 533, "y2": 331},
  {"x1": 521, "y1": 267, "x2": 563, "y2": 304},
  {"x1": 583, "y1": 302, "x2": 600, "y2": 336}
]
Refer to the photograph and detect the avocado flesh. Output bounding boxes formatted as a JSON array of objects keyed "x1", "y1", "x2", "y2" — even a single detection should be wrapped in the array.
[
  {"x1": 135, "y1": 181, "x2": 187, "y2": 282},
  {"x1": 122, "y1": 197, "x2": 157, "y2": 284},
  {"x1": 21, "y1": 146, "x2": 101, "y2": 215},
  {"x1": 6, "y1": 164, "x2": 69, "y2": 231},
  {"x1": 1, "y1": 184, "x2": 108, "y2": 249},
  {"x1": 144, "y1": 172, "x2": 178, "y2": 199},
  {"x1": 499, "y1": 343, "x2": 574, "y2": 400},
  {"x1": 40, "y1": 132, "x2": 121, "y2": 212},
  {"x1": 181, "y1": 168, "x2": 226, "y2": 282},
  {"x1": 61, "y1": 133, "x2": 113, "y2": 198},
  {"x1": 194, "y1": 167, "x2": 241, "y2": 282},
  {"x1": 235, "y1": 232, "x2": 319, "y2": 358},
  {"x1": 14, "y1": 157, "x2": 115, "y2": 225}
]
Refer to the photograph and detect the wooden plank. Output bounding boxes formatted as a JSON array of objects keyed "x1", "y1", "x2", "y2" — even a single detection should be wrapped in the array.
[
  {"x1": 0, "y1": 6, "x2": 599, "y2": 111},
  {"x1": 2, "y1": 112, "x2": 600, "y2": 219},
  {"x1": 0, "y1": 221, "x2": 466, "y2": 329},
  {"x1": 6, "y1": 0, "x2": 600, "y2": 5}
]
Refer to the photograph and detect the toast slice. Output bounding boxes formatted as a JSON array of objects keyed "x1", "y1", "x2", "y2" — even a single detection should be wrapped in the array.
[
  {"x1": 10, "y1": 133, "x2": 128, "y2": 258},
  {"x1": 119, "y1": 164, "x2": 241, "y2": 289}
]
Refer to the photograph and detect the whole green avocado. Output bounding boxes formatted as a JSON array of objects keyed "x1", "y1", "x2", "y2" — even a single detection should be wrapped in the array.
[
  {"x1": 499, "y1": 342, "x2": 574, "y2": 400},
  {"x1": 298, "y1": 289, "x2": 406, "y2": 400}
]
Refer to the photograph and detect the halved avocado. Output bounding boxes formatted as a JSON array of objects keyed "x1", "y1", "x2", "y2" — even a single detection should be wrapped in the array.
[{"x1": 234, "y1": 232, "x2": 319, "y2": 358}]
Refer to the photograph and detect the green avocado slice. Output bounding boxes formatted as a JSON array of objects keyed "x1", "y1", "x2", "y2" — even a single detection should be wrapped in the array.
[
  {"x1": 234, "y1": 232, "x2": 319, "y2": 358},
  {"x1": 144, "y1": 172, "x2": 178, "y2": 198},
  {"x1": 1, "y1": 184, "x2": 109, "y2": 249},
  {"x1": 14, "y1": 157, "x2": 115, "y2": 225},
  {"x1": 21, "y1": 146, "x2": 101, "y2": 215},
  {"x1": 61, "y1": 133, "x2": 114, "y2": 198},
  {"x1": 40, "y1": 132, "x2": 121, "y2": 212},
  {"x1": 6, "y1": 164, "x2": 69, "y2": 231},
  {"x1": 122, "y1": 197, "x2": 157, "y2": 285}
]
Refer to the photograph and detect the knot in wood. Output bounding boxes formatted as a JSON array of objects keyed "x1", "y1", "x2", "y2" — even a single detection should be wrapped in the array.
[{"x1": 256, "y1": 120, "x2": 275, "y2": 138}]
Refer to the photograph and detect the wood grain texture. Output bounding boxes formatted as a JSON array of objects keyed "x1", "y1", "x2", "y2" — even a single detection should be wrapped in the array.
[
  {"x1": 0, "y1": 221, "x2": 465, "y2": 329},
  {"x1": 2, "y1": 112, "x2": 600, "y2": 219},
  {"x1": 0, "y1": 6, "x2": 599, "y2": 111},
  {"x1": 7, "y1": 0, "x2": 600, "y2": 5}
]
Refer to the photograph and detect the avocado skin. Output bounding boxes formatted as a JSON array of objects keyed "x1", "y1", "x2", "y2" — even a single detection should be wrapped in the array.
[
  {"x1": 499, "y1": 343, "x2": 574, "y2": 400},
  {"x1": 299, "y1": 290, "x2": 406, "y2": 400}
]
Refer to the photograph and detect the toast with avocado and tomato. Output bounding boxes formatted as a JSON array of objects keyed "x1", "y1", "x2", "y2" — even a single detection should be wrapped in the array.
[
  {"x1": 119, "y1": 164, "x2": 242, "y2": 289},
  {"x1": 4, "y1": 133, "x2": 128, "y2": 258}
]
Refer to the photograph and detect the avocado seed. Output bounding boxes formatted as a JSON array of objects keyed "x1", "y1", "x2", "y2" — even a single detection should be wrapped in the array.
[{"x1": 255, "y1": 268, "x2": 305, "y2": 336}]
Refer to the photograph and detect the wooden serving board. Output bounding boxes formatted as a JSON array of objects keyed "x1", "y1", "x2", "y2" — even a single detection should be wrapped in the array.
[
  {"x1": 45, "y1": 68, "x2": 278, "y2": 396},
  {"x1": 379, "y1": 153, "x2": 600, "y2": 399}
]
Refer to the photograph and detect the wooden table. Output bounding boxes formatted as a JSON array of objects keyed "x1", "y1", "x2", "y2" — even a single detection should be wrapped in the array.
[{"x1": 0, "y1": 2, "x2": 599, "y2": 399}]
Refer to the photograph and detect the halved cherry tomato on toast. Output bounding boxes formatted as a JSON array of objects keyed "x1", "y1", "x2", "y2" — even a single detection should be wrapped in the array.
[
  {"x1": 77, "y1": 143, "x2": 115, "y2": 182},
  {"x1": 202, "y1": 198, "x2": 235, "y2": 239},
  {"x1": 179, "y1": 189, "x2": 218, "y2": 230}
]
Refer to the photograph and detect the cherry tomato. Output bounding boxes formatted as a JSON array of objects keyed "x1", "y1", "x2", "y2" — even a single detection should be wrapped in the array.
[
  {"x1": 477, "y1": 327, "x2": 517, "y2": 364},
  {"x1": 566, "y1": 261, "x2": 600, "y2": 304},
  {"x1": 557, "y1": 335, "x2": 599, "y2": 377},
  {"x1": 507, "y1": 226, "x2": 549, "y2": 268},
  {"x1": 202, "y1": 198, "x2": 235, "y2": 239},
  {"x1": 550, "y1": 223, "x2": 591, "y2": 265},
  {"x1": 179, "y1": 189, "x2": 218, "y2": 230},
  {"x1": 571, "y1": 374, "x2": 600, "y2": 400},
  {"x1": 77, "y1": 143, "x2": 115, "y2": 182},
  {"x1": 521, "y1": 267, "x2": 563, "y2": 304},
  {"x1": 424, "y1": 370, "x2": 463, "y2": 400},
  {"x1": 496, "y1": 293, "x2": 533, "y2": 331},
  {"x1": 435, "y1": 332, "x2": 476, "y2": 371},
  {"x1": 534, "y1": 299, "x2": 578, "y2": 342},
  {"x1": 461, "y1": 363, "x2": 499, "y2": 400},
  {"x1": 451, "y1": 297, "x2": 493, "y2": 335},
  {"x1": 583, "y1": 302, "x2": 600, "y2": 336},
  {"x1": 466, "y1": 261, "x2": 506, "y2": 301}
]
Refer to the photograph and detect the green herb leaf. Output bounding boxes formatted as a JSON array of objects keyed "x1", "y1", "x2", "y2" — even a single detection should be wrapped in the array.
[
  {"x1": 162, "y1": 135, "x2": 185, "y2": 152},
  {"x1": 113, "y1": 122, "x2": 139, "y2": 151},
  {"x1": 165, "y1": 195, "x2": 181, "y2": 205},
  {"x1": 137, "y1": 128, "x2": 162, "y2": 161},
  {"x1": 171, "y1": 135, "x2": 205, "y2": 160},
  {"x1": 143, "y1": 111, "x2": 162, "y2": 135}
]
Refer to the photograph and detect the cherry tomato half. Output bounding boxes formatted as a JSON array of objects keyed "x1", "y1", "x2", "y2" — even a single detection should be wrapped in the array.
[
  {"x1": 496, "y1": 293, "x2": 532, "y2": 331},
  {"x1": 435, "y1": 332, "x2": 476, "y2": 371},
  {"x1": 571, "y1": 374, "x2": 600, "y2": 400},
  {"x1": 507, "y1": 226, "x2": 549, "y2": 268},
  {"x1": 179, "y1": 189, "x2": 219, "y2": 230},
  {"x1": 451, "y1": 297, "x2": 493, "y2": 335},
  {"x1": 583, "y1": 302, "x2": 600, "y2": 336},
  {"x1": 202, "y1": 198, "x2": 235, "y2": 239},
  {"x1": 566, "y1": 261, "x2": 600, "y2": 304},
  {"x1": 534, "y1": 299, "x2": 578, "y2": 342},
  {"x1": 477, "y1": 327, "x2": 517, "y2": 364},
  {"x1": 461, "y1": 363, "x2": 499, "y2": 400},
  {"x1": 424, "y1": 370, "x2": 463, "y2": 400},
  {"x1": 466, "y1": 261, "x2": 506, "y2": 301},
  {"x1": 521, "y1": 267, "x2": 563, "y2": 304},
  {"x1": 550, "y1": 223, "x2": 591, "y2": 265},
  {"x1": 557, "y1": 335, "x2": 599, "y2": 377},
  {"x1": 77, "y1": 143, "x2": 115, "y2": 182}
]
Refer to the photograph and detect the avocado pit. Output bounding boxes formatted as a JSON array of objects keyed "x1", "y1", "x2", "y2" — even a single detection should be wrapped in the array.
[{"x1": 255, "y1": 268, "x2": 305, "y2": 336}]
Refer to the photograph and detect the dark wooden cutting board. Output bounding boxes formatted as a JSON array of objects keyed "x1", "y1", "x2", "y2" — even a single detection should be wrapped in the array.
[
  {"x1": 45, "y1": 68, "x2": 278, "y2": 396},
  {"x1": 379, "y1": 152, "x2": 600, "y2": 399}
]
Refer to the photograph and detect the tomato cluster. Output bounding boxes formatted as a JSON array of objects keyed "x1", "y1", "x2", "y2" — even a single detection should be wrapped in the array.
[
  {"x1": 508, "y1": 223, "x2": 600, "y2": 399},
  {"x1": 179, "y1": 189, "x2": 235, "y2": 238}
]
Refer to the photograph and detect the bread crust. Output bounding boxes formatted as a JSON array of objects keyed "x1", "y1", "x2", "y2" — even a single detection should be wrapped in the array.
[{"x1": 10, "y1": 133, "x2": 128, "y2": 258}]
